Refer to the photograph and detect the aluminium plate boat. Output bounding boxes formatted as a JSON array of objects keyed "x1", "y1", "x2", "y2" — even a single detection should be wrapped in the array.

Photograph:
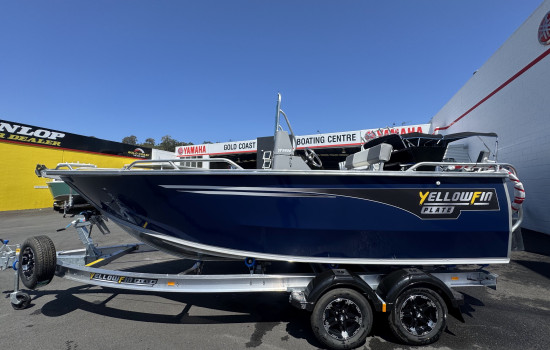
[{"x1": 37, "y1": 95, "x2": 524, "y2": 265}]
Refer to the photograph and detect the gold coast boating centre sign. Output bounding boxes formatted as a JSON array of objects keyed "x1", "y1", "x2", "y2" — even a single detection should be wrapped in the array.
[{"x1": 176, "y1": 124, "x2": 431, "y2": 157}]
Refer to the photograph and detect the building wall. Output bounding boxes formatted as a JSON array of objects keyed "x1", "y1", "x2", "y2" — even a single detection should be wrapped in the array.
[
  {"x1": 0, "y1": 142, "x2": 134, "y2": 211},
  {"x1": 152, "y1": 148, "x2": 178, "y2": 160},
  {"x1": 430, "y1": 1, "x2": 550, "y2": 234}
]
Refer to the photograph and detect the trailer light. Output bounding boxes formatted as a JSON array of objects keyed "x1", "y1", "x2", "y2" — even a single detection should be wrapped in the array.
[
  {"x1": 167, "y1": 281, "x2": 175, "y2": 286},
  {"x1": 382, "y1": 303, "x2": 387, "y2": 313}
]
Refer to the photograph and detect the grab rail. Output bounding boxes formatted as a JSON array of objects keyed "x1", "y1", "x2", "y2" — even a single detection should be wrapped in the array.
[
  {"x1": 125, "y1": 158, "x2": 244, "y2": 170},
  {"x1": 35, "y1": 163, "x2": 97, "y2": 179},
  {"x1": 53, "y1": 163, "x2": 97, "y2": 170},
  {"x1": 405, "y1": 162, "x2": 514, "y2": 172},
  {"x1": 274, "y1": 93, "x2": 297, "y2": 152},
  {"x1": 512, "y1": 208, "x2": 523, "y2": 233}
]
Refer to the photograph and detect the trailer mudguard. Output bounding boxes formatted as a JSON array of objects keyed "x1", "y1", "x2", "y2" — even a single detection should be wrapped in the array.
[
  {"x1": 302, "y1": 269, "x2": 383, "y2": 312},
  {"x1": 376, "y1": 268, "x2": 464, "y2": 311}
]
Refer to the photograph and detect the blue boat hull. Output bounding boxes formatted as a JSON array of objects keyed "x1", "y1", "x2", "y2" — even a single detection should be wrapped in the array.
[{"x1": 60, "y1": 171, "x2": 512, "y2": 265}]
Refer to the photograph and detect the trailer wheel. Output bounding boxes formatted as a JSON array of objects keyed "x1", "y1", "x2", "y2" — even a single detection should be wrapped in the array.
[
  {"x1": 11, "y1": 292, "x2": 31, "y2": 310},
  {"x1": 389, "y1": 287, "x2": 447, "y2": 345},
  {"x1": 18, "y1": 236, "x2": 57, "y2": 289},
  {"x1": 311, "y1": 288, "x2": 373, "y2": 349}
]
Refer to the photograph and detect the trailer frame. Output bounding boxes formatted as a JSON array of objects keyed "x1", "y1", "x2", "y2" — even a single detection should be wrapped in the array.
[{"x1": 2, "y1": 213, "x2": 500, "y2": 348}]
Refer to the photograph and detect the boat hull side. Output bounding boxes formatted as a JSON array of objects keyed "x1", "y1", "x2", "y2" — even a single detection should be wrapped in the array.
[{"x1": 60, "y1": 171, "x2": 512, "y2": 264}]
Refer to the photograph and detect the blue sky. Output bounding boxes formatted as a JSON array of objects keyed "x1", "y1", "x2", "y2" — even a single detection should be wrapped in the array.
[{"x1": 0, "y1": 0, "x2": 543, "y2": 145}]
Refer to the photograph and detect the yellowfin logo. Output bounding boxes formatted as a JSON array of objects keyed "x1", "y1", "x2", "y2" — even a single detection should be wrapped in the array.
[
  {"x1": 419, "y1": 190, "x2": 493, "y2": 206},
  {"x1": 329, "y1": 187, "x2": 501, "y2": 220},
  {"x1": 417, "y1": 190, "x2": 497, "y2": 217}
]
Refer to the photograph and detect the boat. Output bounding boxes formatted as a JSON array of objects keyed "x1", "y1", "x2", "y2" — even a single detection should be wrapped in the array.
[
  {"x1": 46, "y1": 179, "x2": 84, "y2": 210},
  {"x1": 36, "y1": 95, "x2": 524, "y2": 265},
  {"x1": 39, "y1": 163, "x2": 96, "y2": 212}
]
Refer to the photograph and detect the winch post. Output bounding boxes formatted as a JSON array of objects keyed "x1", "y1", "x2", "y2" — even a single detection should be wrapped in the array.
[{"x1": 72, "y1": 219, "x2": 102, "y2": 259}]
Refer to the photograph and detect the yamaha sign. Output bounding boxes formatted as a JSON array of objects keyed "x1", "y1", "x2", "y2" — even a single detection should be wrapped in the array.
[{"x1": 539, "y1": 11, "x2": 550, "y2": 45}]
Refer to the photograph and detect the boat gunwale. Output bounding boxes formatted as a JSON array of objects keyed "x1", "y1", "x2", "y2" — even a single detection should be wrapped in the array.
[{"x1": 45, "y1": 168, "x2": 510, "y2": 178}]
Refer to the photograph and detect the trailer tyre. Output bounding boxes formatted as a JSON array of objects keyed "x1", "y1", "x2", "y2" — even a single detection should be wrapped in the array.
[
  {"x1": 18, "y1": 236, "x2": 57, "y2": 289},
  {"x1": 311, "y1": 288, "x2": 373, "y2": 349},
  {"x1": 389, "y1": 287, "x2": 447, "y2": 346}
]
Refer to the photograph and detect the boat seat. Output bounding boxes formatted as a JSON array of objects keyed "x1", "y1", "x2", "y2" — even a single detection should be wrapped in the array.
[
  {"x1": 476, "y1": 150, "x2": 490, "y2": 163},
  {"x1": 344, "y1": 143, "x2": 393, "y2": 170}
]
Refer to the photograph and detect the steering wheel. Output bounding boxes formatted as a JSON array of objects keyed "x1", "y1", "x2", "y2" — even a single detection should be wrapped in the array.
[{"x1": 304, "y1": 147, "x2": 322, "y2": 168}]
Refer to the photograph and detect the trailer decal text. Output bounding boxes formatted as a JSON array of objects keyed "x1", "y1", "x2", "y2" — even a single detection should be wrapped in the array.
[{"x1": 90, "y1": 272, "x2": 158, "y2": 286}]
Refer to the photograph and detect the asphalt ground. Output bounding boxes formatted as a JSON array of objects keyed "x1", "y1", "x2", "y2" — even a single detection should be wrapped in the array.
[{"x1": 1, "y1": 209, "x2": 549, "y2": 350}]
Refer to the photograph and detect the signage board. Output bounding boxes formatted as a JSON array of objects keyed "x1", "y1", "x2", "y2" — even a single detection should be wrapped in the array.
[
  {"x1": 0, "y1": 119, "x2": 151, "y2": 159},
  {"x1": 176, "y1": 124, "x2": 431, "y2": 157}
]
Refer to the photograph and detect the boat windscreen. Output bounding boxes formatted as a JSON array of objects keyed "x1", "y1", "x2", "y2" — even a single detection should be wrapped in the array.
[{"x1": 363, "y1": 134, "x2": 407, "y2": 150}]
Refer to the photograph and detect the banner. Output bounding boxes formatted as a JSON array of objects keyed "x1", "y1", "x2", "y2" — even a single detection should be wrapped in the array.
[
  {"x1": 0, "y1": 119, "x2": 151, "y2": 159},
  {"x1": 177, "y1": 139, "x2": 257, "y2": 157},
  {"x1": 176, "y1": 124, "x2": 431, "y2": 157}
]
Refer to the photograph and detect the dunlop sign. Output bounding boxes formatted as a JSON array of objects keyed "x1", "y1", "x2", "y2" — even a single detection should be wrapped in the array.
[{"x1": 0, "y1": 119, "x2": 152, "y2": 159}]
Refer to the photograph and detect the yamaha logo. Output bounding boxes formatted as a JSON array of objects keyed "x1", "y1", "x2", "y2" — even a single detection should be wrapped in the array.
[{"x1": 539, "y1": 11, "x2": 550, "y2": 45}]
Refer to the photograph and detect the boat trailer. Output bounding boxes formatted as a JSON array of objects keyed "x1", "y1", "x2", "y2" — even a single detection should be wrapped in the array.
[{"x1": 1, "y1": 212, "x2": 501, "y2": 349}]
